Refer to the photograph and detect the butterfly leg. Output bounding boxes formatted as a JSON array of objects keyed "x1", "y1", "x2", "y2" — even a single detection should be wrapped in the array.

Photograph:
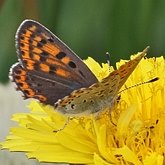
[{"x1": 53, "y1": 116, "x2": 74, "y2": 132}]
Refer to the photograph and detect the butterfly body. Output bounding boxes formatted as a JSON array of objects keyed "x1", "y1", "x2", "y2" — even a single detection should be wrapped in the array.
[{"x1": 10, "y1": 19, "x2": 148, "y2": 116}]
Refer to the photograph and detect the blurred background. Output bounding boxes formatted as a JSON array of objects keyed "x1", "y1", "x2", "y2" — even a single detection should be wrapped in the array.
[
  {"x1": 0, "y1": 0, "x2": 165, "y2": 165},
  {"x1": 0, "y1": 0, "x2": 165, "y2": 83}
]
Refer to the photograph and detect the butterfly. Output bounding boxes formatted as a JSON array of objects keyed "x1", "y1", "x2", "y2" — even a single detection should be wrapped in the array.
[{"x1": 10, "y1": 19, "x2": 148, "y2": 116}]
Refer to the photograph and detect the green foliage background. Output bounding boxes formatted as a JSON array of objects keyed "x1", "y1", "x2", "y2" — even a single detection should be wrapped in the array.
[{"x1": 0, "y1": 0, "x2": 165, "y2": 83}]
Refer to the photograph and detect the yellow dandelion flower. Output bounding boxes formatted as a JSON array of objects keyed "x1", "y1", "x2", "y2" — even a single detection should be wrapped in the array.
[{"x1": 1, "y1": 53, "x2": 165, "y2": 165}]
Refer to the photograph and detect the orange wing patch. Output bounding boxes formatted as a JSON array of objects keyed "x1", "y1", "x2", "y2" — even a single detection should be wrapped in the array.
[
  {"x1": 33, "y1": 47, "x2": 42, "y2": 54},
  {"x1": 42, "y1": 43, "x2": 60, "y2": 56},
  {"x1": 33, "y1": 54, "x2": 40, "y2": 61},
  {"x1": 46, "y1": 58, "x2": 62, "y2": 66},
  {"x1": 61, "y1": 56, "x2": 70, "y2": 65},
  {"x1": 56, "y1": 68, "x2": 72, "y2": 78},
  {"x1": 39, "y1": 63, "x2": 50, "y2": 72}
]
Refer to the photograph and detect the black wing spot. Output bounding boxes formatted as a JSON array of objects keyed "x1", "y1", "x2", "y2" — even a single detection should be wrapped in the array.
[
  {"x1": 21, "y1": 50, "x2": 25, "y2": 55},
  {"x1": 24, "y1": 89, "x2": 30, "y2": 95},
  {"x1": 68, "y1": 61, "x2": 76, "y2": 68},
  {"x1": 20, "y1": 43, "x2": 24, "y2": 47},
  {"x1": 22, "y1": 30, "x2": 26, "y2": 34},
  {"x1": 15, "y1": 75, "x2": 21, "y2": 80},
  {"x1": 37, "y1": 42, "x2": 42, "y2": 48},
  {"x1": 40, "y1": 39, "x2": 47, "y2": 44},
  {"x1": 14, "y1": 69, "x2": 22, "y2": 74},
  {"x1": 90, "y1": 100, "x2": 94, "y2": 103},
  {"x1": 20, "y1": 36, "x2": 24, "y2": 40},
  {"x1": 41, "y1": 51, "x2": 49, "y2": 56},
  {"x1": 17, "y1": 82, "x2": 23, "y2": 87},
  {"x1": 34, "y1": 63, "x2": 40, "y2": 70},
  {"x1": 56, "y1": 52, "x2": 66, "y2": 59},
  {"x1": 49, "y1": 70, "x2": 55, "y2": 75},
  {"x1": 37, "y1": 39, "x2": 47, "y2": 47},
  {"x1": 50, "y1": 66, "x2": 56, "y2": 71},
  {"x1": 79, "y1": 70, "x2": 86, "y2": 78},
  {"x1": 40, "y1": 56, "x2": 46, "y2": 62}
]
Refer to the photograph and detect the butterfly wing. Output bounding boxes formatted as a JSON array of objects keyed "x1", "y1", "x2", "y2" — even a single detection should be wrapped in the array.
[
  {"x1": 108, "y1": 47, "x2": 149, "y2": 90},
  {"x1": 55, "y1": 47, "x2": 148, "y2": 115},
  {"x1": 10, "y1": 20, "x2": 98, "y2": 105}
]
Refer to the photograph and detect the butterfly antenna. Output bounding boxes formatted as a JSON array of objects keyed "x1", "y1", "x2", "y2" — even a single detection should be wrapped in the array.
[
  {"x1": 106, "y1": 52, "x2": 111, "y2": 71},
  {"x1": 119, "y1": 77, "x2": 159, "y2": 94}
]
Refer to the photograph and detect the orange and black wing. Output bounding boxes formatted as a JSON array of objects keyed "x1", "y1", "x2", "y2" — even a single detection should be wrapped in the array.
[{"x1": 10, "y1": 20, "x2": 98, "y2": 105}]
